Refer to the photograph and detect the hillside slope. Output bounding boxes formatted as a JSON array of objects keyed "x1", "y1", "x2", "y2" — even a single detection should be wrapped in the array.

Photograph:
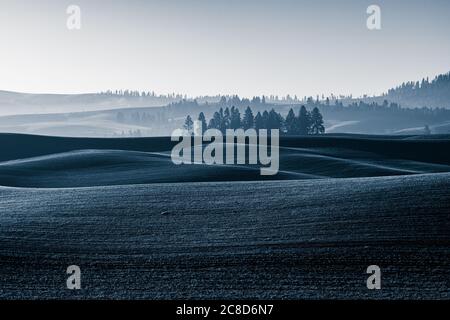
[
  {"x1": 1, "y1": 134, "x2": 450, "y2": 187},
  {"x1": 0, "y1": 173, "x2": 449, "y2": 299},
  {"x1": 0, "y1": 90, "x2": 176, "y2": 116}
]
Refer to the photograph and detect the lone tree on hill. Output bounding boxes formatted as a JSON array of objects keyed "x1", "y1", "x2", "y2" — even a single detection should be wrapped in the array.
[{"x1": 183, "y1": 115, "x2": 194, "y2": 133}]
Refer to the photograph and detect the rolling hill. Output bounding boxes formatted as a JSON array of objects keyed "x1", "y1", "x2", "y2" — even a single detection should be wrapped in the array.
[
  {"x1": 0, "y1": 173, "x2": 449, "y2": 299},
  {"x1": 2, "y1": 71, "x2": 450, "y2": 137},
  {"x1": 0, "y1": 134, "x2": 450, "y2": 188},
  {"x1": 0, "y1": 134, "x2": 448, "y2": 299},
  {"x1": 0, "y1": 90, "x2": 178, "y2": 116}
]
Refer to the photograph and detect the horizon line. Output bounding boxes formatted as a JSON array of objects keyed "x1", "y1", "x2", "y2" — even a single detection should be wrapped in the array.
[{"x1": 1, "y1": 69, "x2": 448, "y2": 100}]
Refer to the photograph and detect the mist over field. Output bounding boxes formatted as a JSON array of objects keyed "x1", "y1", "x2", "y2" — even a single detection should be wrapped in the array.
[{"x1": 1, "y1": 72, "x2": 450, "y2": 137}]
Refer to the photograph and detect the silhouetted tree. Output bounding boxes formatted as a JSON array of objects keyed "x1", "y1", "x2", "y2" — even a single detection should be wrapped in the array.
[
  {"x1": 262, "y1": 110, "x2": 269, "y2": 130},
  {"x1": 242, "y1": 106, "x2": 254, "y2": 130},
  {"x1": 189, "y1": 105, "x2": 326, "y2": 136},
  {"x1": 198, "y1": 112, "x2": 207, "y2": 134},
  {"x1": 267, "y1": 109, "x2": 283, "y2": 130},
  {"x1": 208, "y1": 111, "x2": 221, "y2": 130},
  {"x1": 183, "y1": 115, "x2": 194, "y2": 133},
  {"x1": 223, "y1": 107, "x2": 231, "y2": 130},
  {"x1": 230, "y1": 107, "x2": 241, "y2": 130},
  {"x1": 310, "y1": 107, "x2": 325, "y2": 134},
  {"x1": 251, "y1": 96, "x2": 261, "y2": 105},
  {"x1": 285, "y1": 108, "x2": 297, "y2": 134},
  {"x1": 254, "y1": 112, "x2": 264, "y2": 132},
  {"x1": 298, "y1": 105, "x2": 311, "y2": 135},
  {"x1": 219, "y1": 108, "x2": 227, "y2": 133}
]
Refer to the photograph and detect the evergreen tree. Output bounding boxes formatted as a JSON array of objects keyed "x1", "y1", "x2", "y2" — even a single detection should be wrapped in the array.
[
  {"x1": 208, "y1": 118, "x2": 217, "y2": 130},
  {"x1": 242, "y1": 106, "x2": 254, "y2": 130},
  {"x1": 285, "y1": 108, "x2": 297, "y2": 134},
  {"x1": 230, "y1": 107, "x2": 241, "y2": 130},
  {"x1": 208, "y1": 111, "x2": 221, "y2": 130},
  {"x1": 310, "y1": 107, "x2": 325, "y2": 134},
  {"x1": 223, "y1": 107, "x2": 231, "y2": 129},
  {"x1": 262, "y1": 110, "x2": 269, "y2": 130},
  {"x1": 183, "y1": 115, "x2": 194, "y2": 133},
  {"x1": 298, "y1": 105, "x2": 311, "y2": 135},
  {"x1": 254, "y1": 112, "x2": 264, "y2": 132},
  {"x1": 251, "y1": 96, "x2": 261, "y2": 105},
  {"x1": 198, "y1": 112, "x2": 207, "y2": 134},
  {"x1": 219, "y1": 107, "x2": 227, "y2": 133},
  {"x1": 267, "y1": 109, "x2": 282, "y2": 130},
  {"x1": 219, "y1": 96, "x2": 227, "y2": 105}
]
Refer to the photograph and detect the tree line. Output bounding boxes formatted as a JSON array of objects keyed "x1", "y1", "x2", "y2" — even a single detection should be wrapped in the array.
[
  {"x1": 183, "y1": 106, "x2": 325, "y2": 135},
  {"x1": 381, "y1": 72, "x2": 450, "y2": 109}
]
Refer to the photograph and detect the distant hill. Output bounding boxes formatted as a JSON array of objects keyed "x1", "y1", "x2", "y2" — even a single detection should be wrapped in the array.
[
  {"x1": 2, "y1": 71, "x2": 450, "y2": 117},
  {"x1": 0, "y1": 90, "x2": 180, "y2": 116},
  {"x1": 2, "y1": 97, "x2": 450, "y2": 137},
  {"x1": 2, "y1": 71, "x2": 450, "y2": 136},
  {"x1": 358, "y1": 72, "x2": 450, "y2": 109}
]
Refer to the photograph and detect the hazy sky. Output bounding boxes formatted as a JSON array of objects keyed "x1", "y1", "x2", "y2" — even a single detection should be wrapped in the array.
[{"x1": 0, "y1": 0, "x2": 449, "y2": 98}]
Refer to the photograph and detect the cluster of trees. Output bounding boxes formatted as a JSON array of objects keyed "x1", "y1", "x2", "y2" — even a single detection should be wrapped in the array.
[
  {"x1": 101, "y1": 90, "x2": 185, "y2": 100},
  {"x1": 169, "y1": 92, "x2": 450, "y2": 123},
  {"x1": 113, "y1": 129, "x2": 143, "y2": 137},
  {"x1": 116, "y1": 111, "x2": 167, "y2": 126},
  {"x1": 387, "y1": 73, "x2": 450, "y2": 98},
  {"x1": 217, "y1": 96, "x2": 266, "y2": 108},
  {"x1": 183, "y1": 106, "x2": 325, "y2": 135},
  {"x1": 102, "y1": 71, "x2": 450, "y2": 110},
  {"x1": 306, "y1": 98, "x2": 450, "y2": 120},
  {"x1": 212, "y1": 94, "x2": 354, "y2": 107},
  {"x1": 382, "y1": 72, "x2": 450, "y2": 109}
]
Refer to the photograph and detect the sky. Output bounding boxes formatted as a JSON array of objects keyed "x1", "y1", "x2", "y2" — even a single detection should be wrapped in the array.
[{"x1": 0, "y1": 0, "x2": 449, "y2": 98}]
